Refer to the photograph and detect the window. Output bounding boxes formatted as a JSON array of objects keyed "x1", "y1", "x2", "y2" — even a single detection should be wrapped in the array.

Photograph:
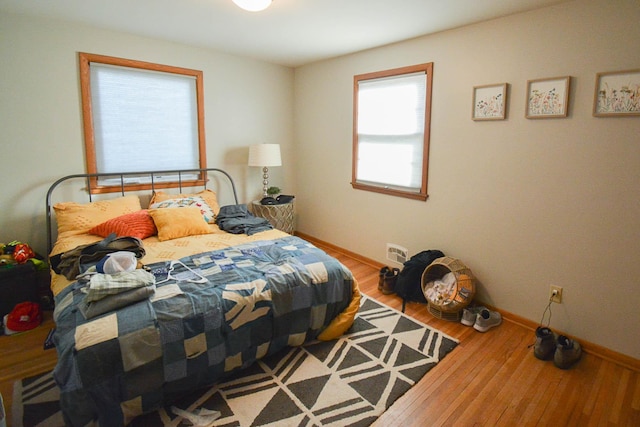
[
  {"x1": 352, "y1": 63, "x2": 433, "y2": 201},
  {"x1": 79, "y1": 53, "x2": 206, "y2": 193}
]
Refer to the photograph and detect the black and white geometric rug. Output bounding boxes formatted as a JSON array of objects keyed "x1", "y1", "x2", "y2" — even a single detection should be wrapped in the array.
[{"x1": 14, "y1": 296, "x2": 458, "y2": 427}]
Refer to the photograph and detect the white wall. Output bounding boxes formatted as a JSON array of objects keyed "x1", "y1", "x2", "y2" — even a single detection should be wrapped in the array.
[
  {"x1": 1, "y1": 0, "x2": 638, "y2": 360},
  {"x1": 0, "y1": 13, "x2": 294, "y2": 253},
  {"x1": 293, "y1": 0, "x2": 640, "y2": 359}
]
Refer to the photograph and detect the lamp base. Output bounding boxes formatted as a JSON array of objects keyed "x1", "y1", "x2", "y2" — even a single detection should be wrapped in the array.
[{"x1": 262, "y1": 166, "x2": 269, "y2": 197}]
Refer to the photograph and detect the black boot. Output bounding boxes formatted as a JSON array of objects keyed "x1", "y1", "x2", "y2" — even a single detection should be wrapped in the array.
[
  {"x1": 381, "y1": 268, "x2": 399, "y2": 295},
  {"x1": 378, "y1": 266, "x2": 391, "y2": 292}
]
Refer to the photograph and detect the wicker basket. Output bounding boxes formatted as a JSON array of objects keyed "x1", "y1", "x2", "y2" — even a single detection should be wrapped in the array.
[{"x1": 421, "y1": 256, "x2": 475, "y2": 321}]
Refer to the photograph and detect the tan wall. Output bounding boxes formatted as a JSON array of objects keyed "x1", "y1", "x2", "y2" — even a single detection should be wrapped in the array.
[
  {"x1": 0, "y1": 13, "x2": 295, "y2": 252},
  {"x1": 293, "y1": 0, "x2": 640, "y2": 359},
  {"x1": 1, "y1": 0, "x2": 638, "y2": 360}
]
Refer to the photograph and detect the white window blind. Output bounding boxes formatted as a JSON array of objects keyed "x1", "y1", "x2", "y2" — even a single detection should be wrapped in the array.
[
  {"x1": 356, "y1": 71, "x2": 426, "y2": 192},
  {"x1": 90, "y1": 63, "x2": 199, "y2": 178}
]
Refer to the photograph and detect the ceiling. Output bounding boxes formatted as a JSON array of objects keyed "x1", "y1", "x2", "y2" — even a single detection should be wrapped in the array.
[{"x1": 1, "y1": 0, "x2": 569, "y2": 67}]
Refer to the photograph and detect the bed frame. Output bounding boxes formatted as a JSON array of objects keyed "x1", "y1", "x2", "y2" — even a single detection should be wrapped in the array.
[
  {"x1": 46, "y1": 168, "x2": 359, "y2": 425},
  {"x1": 45, "y1": 168, "x2": 239, "y2": 256}
]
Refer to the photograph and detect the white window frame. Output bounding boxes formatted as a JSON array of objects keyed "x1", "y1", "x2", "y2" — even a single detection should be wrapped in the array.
[
  {"x1": 352, "y1": 63, "x2": 433, "y2": 201},
  {"x1": 79, "y1": 52, "x2": 207, "y2": 193}
]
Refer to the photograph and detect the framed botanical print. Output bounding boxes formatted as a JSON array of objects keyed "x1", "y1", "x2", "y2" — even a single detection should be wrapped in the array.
[
  {"x1": 593, "y1": 69, "x2": 640, "y2": 116},
  {"x1": 525, "y1": 76, "x2": 570, "y2": 119},
  {"x1": 472, "y1": 83, "x2": 508, "y2": 121}
]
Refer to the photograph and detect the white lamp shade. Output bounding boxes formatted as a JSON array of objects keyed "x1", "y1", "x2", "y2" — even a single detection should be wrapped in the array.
[
  {"x1": 248, "y1": 144, "x2": 282, "y2": 167},
  {"x1": 232, "y1": 0, "x2": 272, "y2": 12}
]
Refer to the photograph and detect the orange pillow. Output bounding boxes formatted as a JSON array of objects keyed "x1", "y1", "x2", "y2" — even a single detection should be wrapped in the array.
[
  {"x1": 149, "y1": 207, "x2": 212, "y2": 241},
  {"x1": 149, "y1": 189, "x2": 220, "y2": 221},
  {"x1": 88, "y1": 210, "x2": 157, "y2": 240}
]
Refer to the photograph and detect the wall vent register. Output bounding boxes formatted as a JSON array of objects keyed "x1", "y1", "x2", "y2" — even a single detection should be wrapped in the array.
[{"x1": 386, "y1": 243, "x2": 409, "y2": 264}]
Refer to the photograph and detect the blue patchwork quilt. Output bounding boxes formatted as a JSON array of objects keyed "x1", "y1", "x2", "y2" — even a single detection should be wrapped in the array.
[{"x1": 52, "y1": 236, "x2": 355, "y2": 426}]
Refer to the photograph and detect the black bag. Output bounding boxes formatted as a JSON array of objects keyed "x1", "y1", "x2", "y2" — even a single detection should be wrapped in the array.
[
  {"x1": 0, "y1": 261, "x2": 39, "y2": 318},
  {"x1": 50, "y1": 233, "x2": 145, "y2": 280},
  {"x1": 395, "y1": 249, "x2": 444, "y2": 312}
]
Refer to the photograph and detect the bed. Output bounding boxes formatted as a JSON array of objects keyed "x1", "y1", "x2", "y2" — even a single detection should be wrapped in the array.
[{"x1": 45, "y1": 168, "x2": 360, "y2": 426}]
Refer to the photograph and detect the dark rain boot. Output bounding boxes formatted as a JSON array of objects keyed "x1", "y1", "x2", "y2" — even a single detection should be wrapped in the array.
[
  {"x1": 381, "y1": 268, "x2": 399, "y2": 295},
  {"x1": 533, "y1": 327, "x2": 556, "y2": 360},
  {"x1": 378, "y1": 266, "x2": 390, "y2": 292},
  {"x1": 554, "y1": 335, "x2": 582, "y2": 369}
]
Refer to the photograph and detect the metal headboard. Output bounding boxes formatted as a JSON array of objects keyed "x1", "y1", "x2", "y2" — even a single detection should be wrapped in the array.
[{"x1": 45, "y1": 168, "x2": 239, "y2": 256}]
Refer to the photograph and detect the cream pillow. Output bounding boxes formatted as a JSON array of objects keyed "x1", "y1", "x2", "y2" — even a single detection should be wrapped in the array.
[
  {"x1": 149, "y1": 189, "x2": 220, "y2": 221},
  {"x1": 149, "y1": 196, "x2": 215, "y2": 223},
  {"x1": 149, "y1": 207, "x2": 212, "y2": 241},
  {"x1": 54, "y1": 195, "x2": 142, "y2": 236}
]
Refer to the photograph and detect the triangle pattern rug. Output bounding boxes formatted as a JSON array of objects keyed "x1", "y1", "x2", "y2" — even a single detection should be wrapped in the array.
[{"x1": 13, "y1": 295, "x2": 458, "y2": 427}]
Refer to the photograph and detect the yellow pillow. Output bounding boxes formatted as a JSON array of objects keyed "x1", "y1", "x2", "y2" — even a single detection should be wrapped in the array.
[
  {"x1": 149, "y1": 207, "x2": 212, "y2": 241},
  {"x1": 149, "y1": 189, "x2": 220, "y2": 221},
  {"x1": 54, "y1": 195, "x2": 142, "y2": 236}
]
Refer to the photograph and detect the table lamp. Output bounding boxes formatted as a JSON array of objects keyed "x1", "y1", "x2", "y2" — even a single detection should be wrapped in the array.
[{"x1": 248, "y1": 143, "x2": 281, "y2": 198}]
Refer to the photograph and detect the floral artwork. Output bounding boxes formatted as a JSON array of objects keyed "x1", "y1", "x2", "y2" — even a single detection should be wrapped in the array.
[
  {"x1": 472, "y1": 83, "x2": 507, "y2": 121},
  {"x1": 526, "y1": 77, "x2": 570, "y2": 118},
  {"x1": 528, "y1": 87, "x2": 561, "y2": 115},
  {"x1": 594, "y1": 70, "x2": 640, "y2": 116}
]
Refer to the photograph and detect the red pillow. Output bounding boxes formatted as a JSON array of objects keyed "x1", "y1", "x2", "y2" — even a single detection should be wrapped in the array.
[{"x1": 88, "y1": 210, "x2": 157, "y2": 240}]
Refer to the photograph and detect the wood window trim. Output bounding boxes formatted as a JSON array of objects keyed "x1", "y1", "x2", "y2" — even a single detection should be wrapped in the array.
[
  {"x1": 78, "y1": 52, "x2": 207, "y2": 194},
  {"x1": 351, "y1": 62, "x2": 433, "y2": 201}
]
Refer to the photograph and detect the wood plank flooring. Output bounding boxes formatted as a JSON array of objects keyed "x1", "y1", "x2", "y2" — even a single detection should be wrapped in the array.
[
  {"x1": 1, "y1": 243, "x2": 638, "y2": 426},
  {"x1": 323, "y1": 245, "x2": 640, "y2": 427},
  {"x1": 0, "y1": 311, "x2": 57, "y2": 426}
]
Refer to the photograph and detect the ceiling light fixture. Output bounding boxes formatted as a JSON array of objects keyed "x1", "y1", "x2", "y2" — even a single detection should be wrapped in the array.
[{"x1": 232, "y1": 0, "x2": 272, "y2": 12}]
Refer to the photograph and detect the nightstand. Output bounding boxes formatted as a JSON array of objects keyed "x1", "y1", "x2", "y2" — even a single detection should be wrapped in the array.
[{"x1": 249, "y1": 201, "x2": 295, "y2": 234}]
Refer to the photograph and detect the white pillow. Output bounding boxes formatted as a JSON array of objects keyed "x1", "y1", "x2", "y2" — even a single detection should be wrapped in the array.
[{"x1": 149, "y1": 196, "x2": 215, "y2": 223}]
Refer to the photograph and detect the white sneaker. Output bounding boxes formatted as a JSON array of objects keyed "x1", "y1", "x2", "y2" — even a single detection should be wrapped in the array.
[
  {"x1": 460, "y1": 306, "x2": 485, "y2": 326},
  {"x1": 473, "y1": 308, "x2": 502, "y2": 332}
]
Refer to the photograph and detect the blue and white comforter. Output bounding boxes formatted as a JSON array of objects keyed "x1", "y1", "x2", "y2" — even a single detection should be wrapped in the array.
[{"x1": 52, "y1": 236, "x2": 355, "y2": 426}]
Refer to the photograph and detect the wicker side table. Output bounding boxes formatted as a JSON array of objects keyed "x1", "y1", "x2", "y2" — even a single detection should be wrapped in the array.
[{"x1": 249, "y1": 201, "x2": 295, "y2": 234}]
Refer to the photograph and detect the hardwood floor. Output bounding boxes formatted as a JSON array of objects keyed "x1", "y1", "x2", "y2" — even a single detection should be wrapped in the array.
[
  {"x1": 1, "y1": 244, "x2": 638, "y2": 426},
  {"x1": 322, "y1": 245, "x2": 640, "y2": 427},
  {"x1": 0, "y1": 311, "x2": 57, "y2": 426}
]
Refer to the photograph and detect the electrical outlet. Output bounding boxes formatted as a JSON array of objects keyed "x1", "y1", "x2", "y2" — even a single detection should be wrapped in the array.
[{"x1": 550, "y1": 285, "x2": 563, "y2": 303}]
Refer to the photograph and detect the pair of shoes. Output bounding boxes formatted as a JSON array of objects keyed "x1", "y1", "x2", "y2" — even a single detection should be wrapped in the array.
[
  {"x1": 461, "y1": 305, "x2": 486, "y2": 326},
  {"x1": 380, "y1": 267, "x2": 399, "y2": 295},
  {"x1": 473, "y1": 308, "x2": 502, "y2": 332},
  {"x1": 533, "y1": 327, "x2": 582, "y2": 369},
  {"x1": 461, "y1": 306, "x2": 501, "y2": 332}
]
